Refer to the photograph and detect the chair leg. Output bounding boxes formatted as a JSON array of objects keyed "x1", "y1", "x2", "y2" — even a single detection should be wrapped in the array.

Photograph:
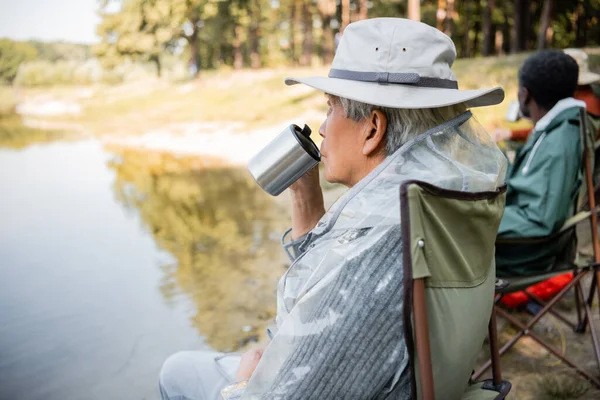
[
  {"x1": 579, "y1": 279, "x2": 600, "y2": 372},
  {"x1": 489, "y1": 307, "x2": 502, "y2": 386},
  {"x1": 525, "y1": 291, "x2": 577, "y2": 330},
  {"x1": 596, "y1": 268, "x2": 600, "y2": 319},
  {"x1": 574, "y1": 270, "x2": 586, "y2": 333},
  {"x1": 502, "y1": 308, "x2": 600, "y2": 388},
  {"x1": 472, "y1": 308, "x2": 524, "y2": 381},
  {"x1": 473, "y1": 272, "x2": 588, "y2": 381}
]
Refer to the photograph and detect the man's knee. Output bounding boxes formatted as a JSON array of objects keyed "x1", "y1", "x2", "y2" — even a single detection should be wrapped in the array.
[{"x1": 159, "y1": 351, "x2": 201, "y2": 400}]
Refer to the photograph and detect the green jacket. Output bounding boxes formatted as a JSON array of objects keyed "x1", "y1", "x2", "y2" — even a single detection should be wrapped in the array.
[{"x1": 496, "y1": 106, "x2": 582, "y2": 276}]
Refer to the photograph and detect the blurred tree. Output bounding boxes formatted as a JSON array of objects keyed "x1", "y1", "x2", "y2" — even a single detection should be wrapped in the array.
[
  {"x1": 27, "y1": 41, "x2": 90, "y2": 62},
  {"x1": 510, "y1": 0, "x2": 527, "y2": 53},
  {"x1": 460, "y1": 0, "x2": 471, "y2": 57},
  {"x1": 407, "y1": 0, "x2": 420, "y2": 21},
  {"x1": 436, "y1": 0, "x2": 446, "y2": 31},
  {"x1": 95, "y1": 0, "x2": 180, "y2": 77},
  {"x1": 289, "y1": 0, "x2": 298, "y2": 64},
  {"x1": 482, "y1": 0, "x2": 493, "y2": 56},
  {"x1": 317, "y1": 0, "x2": 336, "y2": 64},
  {"x1": 92, "y1": 0, "x2": 600, "y2": 73},
  {"x1": 341, "y1": 0, "x2": 350, "y2": 32},
  {"x1": 445, "y1": 0, "x2": 456, "y2": 37},
  {"x1": 0, "y1": 39, "x2": 38, "y2": 84},
  {"x1": 357, "y1": 0, "x2": 368, "y2": 21},
  {"x1": 537, "y1": 0, "x2": 553, "y2": 49},
  {"x1": 299, "y1": 0, "x2": 314, "y2": 66}
]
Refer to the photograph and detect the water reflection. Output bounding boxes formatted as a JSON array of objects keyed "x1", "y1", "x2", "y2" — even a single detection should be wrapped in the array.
[
  {"x1": 107, "y1": 146, "x2": 290, "y2": 351},
  {"x1": 0, "y1": 113, "x2": 68, "y2": 150}
]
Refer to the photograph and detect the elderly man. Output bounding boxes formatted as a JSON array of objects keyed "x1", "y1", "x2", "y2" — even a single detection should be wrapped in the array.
[
  {"x1": 159, "y1": 18, "x2": 506, "y2": 400},
  {"x1": 495, "y1": 50, "x2": 585, "y2": 276}
]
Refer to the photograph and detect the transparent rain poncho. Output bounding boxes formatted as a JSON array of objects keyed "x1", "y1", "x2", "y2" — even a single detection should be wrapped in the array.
[{"x1": 241, "y1": 112, "x2": 507, "y2": 399}]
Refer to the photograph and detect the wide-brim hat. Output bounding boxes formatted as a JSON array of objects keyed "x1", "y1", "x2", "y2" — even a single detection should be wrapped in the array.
[
  {"x1": 563, "y1": 48, "x2": 600, "y2": 86},
  {"x1": 285, "y1": 18, "x2": 504, "y2": 109}
]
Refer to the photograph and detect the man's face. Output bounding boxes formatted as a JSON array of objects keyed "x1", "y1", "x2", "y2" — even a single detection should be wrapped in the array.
[
  {"x1": 318, "y1": 96, "x2": 365, "y2": 187},
  {"x1": 517, "y1": 86, "x2": 531, "y2": 119}
]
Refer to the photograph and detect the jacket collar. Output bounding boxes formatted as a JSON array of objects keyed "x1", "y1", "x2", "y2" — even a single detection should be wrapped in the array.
[{"x1": 534, "y1": 97, "x2": 586, "y2": 133}]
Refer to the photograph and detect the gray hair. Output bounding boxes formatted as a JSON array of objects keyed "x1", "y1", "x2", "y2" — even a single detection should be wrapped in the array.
[{"x1": 331, "y1": 95, "x2": 466, "y2": 155}]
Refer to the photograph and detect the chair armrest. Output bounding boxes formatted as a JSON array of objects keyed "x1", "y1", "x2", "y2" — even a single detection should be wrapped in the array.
[{"x1": 495, "y1": 207, "x2": 599, "y2": 246}]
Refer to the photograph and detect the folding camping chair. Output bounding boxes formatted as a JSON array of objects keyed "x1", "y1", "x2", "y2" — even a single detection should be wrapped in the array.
[
  {"x1": 400, "y1": 180, "x2": 511, "y2": 400},
  {"x1": 473, "y1": 109, "x2": 600, "y2": 387}
]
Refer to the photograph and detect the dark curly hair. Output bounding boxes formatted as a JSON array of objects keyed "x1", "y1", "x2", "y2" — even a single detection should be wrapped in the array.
[{"x1": 518, "y1": 49, "x2": 579, "y2": 111}]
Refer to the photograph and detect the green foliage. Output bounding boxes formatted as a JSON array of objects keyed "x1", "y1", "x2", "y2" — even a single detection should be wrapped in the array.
[
  {"x1": 0, "y1": 86, "x2": 17, "y2": 117},
  {"x1": 0, "y1": 39, "x2": 38, "y2": 84},
  {"x1": 95, "y1": 0, "x2": 185, "y2": 76},
  {"x1": 14, "y1": 60, "x2": 102, "y2": 86},
  {"x1": 27, "y1": 41, "x2": 91, "y2": 62}
]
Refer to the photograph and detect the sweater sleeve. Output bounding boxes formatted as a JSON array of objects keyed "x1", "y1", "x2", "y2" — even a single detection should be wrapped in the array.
[
  {"x1": 281, "y1": 228, "x2": 309, "y2": 262},
  {"x1": 259, "y1": 225, "x2": 408, "y2": 399}
]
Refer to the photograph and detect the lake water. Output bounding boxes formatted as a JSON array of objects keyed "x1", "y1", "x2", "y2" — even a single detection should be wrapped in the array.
[{"x1": 0, "y1": 140, "x2": 289, "y2": 400}]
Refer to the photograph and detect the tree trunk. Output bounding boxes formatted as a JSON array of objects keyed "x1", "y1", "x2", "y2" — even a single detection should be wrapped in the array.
[
  {"x1": 445, "y1": 0, "x2": 455, "y2": 37},
  {"x1": 436, "y1": 0, "x2": 447, "y2": 31},
  {"x1": 462, "y1": 0, "x2": 471, "y2": 57},
  {"x1": 502, "y1": 0, "x2": 511, "y2": 54},
  {"x1": 357, "y1": 0, "x2": 368, "y2": 20},
  {"x1": 472, "y1": 0, "x2": 481, "y2": 56},
  {"x1": 341, "y1": 0, "x2": 350, "y2": 33},
  {"x1": 511, "y1": 0, "x2": 525, "y2": 53},
  {"x1": 537, "y1": 0, "x2": 553, "y2": 49},
  {"x1": 575, "y1": 0, "x2": 586, "y2": 47},
  {"x1": 289, "y1": 0, "x2": 297, "y2": 64},
  {"x1": 233, "y1": 25, "x2": 243, "y2": 69},
  {"x1": 482, "y1": 0, "x2": 493, "y2": 56},
  {"x1": 249, "y1": 0, "x2": 261, "y2": 68},
  {"x1": 188, "y1": 26, "x2": 200, "y2": 77},
  {"x1": 151, "y1": 54, "x2": 162, "y2": 78},
  {"x1": 522, "y1": 0, "x2": 531, "y2": 50},
  {"x1": 300, "y1": 0, "x2": 313, "y2": 66},
  {"x1": 318, "y1": 0, "x2": 335, "y2": 64},
  {"x1": 408, "y1": 0, "x2": 420, "y2": 21}
]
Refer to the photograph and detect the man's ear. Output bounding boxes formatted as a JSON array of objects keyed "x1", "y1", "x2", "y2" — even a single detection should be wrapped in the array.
[
  {"x1": 521, "y1": 87, "x2": 531, "y2": 105},
  {"x1": 362, "y1": 109, "x2": 387, "y2": 156}
]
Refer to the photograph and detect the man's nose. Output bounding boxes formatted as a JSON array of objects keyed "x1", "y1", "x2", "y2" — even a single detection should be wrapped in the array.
[{"x1": 319, "y1": 121, "x2": 326, "y2": 138}]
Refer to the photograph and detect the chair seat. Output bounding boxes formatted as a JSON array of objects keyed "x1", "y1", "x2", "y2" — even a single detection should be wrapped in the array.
[{"x1": 496, "y1": 270, "x2": 571, "y2": 294}]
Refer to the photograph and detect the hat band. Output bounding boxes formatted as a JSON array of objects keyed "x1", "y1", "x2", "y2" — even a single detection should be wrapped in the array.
[{"x1": 328, "y1": 68, "x2": 458, "y2": 89}]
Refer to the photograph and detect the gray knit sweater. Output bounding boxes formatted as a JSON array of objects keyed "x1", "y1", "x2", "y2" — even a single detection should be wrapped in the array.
[{"x1": 268, "y1": 226, "x2": 410, "y2": 399}]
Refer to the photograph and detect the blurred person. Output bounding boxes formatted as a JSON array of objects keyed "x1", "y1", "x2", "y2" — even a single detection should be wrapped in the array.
[
  {"x1": 496, "y1": 50, "x2": 585, "y2": 276},
  {"x1": 494, "y1": 48, "x2": 600, "y2": 143},
  {"x1": 159, "y1": 18, "x2": 506, "y2": 400}
]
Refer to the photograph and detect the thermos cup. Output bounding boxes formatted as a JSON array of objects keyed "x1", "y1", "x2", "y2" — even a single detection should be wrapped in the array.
[
  {"x1": 248, "y1": 124, "x2": 321, "y2": 196},
  {"x1": 505, "y1": 100, "x2": 521, "y2": 122}
]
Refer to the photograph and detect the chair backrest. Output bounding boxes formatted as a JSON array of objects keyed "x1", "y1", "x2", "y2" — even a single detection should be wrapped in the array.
[
  {"x1": 496, "y1": 109, "x2": 596, "y2": 274},
  {"x1": 400, "y1": 181, "x2": 506, "y2": 400},
  {"x1": 577, "y1": 109, "x2": 597, "y2": 210}
]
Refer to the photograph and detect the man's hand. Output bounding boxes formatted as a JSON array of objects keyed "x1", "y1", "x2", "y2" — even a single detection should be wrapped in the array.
[
  {"x1": 289, "y1": 165, "x2": 321, "y2": 194},
  {"x1": 493, "y1": 128, "x2": 512, "y2": 143},
  {"x1": 289, "y1": 166, "x2": 326, "y2": 239},
  {"x1": 235, "y1": 348, "x2": 264, "y2": 381}
]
